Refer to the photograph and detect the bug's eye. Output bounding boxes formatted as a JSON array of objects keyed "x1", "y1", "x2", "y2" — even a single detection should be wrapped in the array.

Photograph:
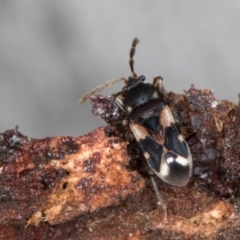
[{"x1": 139, "y1": 75, "x2": 145, "y2": 82}]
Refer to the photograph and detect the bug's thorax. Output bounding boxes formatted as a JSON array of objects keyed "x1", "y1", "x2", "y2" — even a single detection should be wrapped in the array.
[{"x1": 123, "y1": 76, "x2": 160, "y2": 112}]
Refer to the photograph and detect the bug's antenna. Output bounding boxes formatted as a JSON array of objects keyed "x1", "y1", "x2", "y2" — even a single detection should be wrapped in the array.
[{"x1": 129, "y1": 38, "x2": 139, "y2": 78}]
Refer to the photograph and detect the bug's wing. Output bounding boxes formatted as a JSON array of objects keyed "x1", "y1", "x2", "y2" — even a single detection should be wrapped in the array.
[{"x1": 130, "y1": 106, "x2": 192, "y2": 187}]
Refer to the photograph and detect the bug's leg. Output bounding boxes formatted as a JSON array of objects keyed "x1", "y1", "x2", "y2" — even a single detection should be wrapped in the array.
[
  {"x1": 152, "y1": 76, "x2": 192, "y2": 114},
  {"x1": 122, "y1": 118, "x2": 129, "y2": 126},
  {"x1": 152, "y1": 76, "x2": 165, "y2": 97},
  {"x1": 79, "y1": 78, "x2": 125, "y2": 103},
  {"x1": 114, "y1": 95, "x2": 126, "y2": 111},
  {"x1": 169, "y1": 95, "x2": 185, "y2": 113},
  {"x1": 149, "y1": 169, "x2": 167, "y2": 221},
  {"x1": 112, "y1": 94, "x2": 130, "y2": 126},
  {"x1": 169, "y1": 94, "x2": 202, "y2": 116},
  {"x1": 180, "y1": 126, "x2": 196, "y2": 138}
]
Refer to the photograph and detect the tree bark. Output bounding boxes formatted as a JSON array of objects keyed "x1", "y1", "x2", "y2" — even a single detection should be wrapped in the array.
[{"x1": 0, "y1": 85, "x2": 240, "y2": 239}]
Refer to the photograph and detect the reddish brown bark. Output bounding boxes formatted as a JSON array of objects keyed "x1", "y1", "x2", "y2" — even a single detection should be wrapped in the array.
[{"x1": 0, "y1": 85, "x2": 240, "y2": 239}]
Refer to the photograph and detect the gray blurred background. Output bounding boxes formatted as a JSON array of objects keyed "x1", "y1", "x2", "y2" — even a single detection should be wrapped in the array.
[{"x1": 1, "y1": 1, "x2": 240, "y2": 138}]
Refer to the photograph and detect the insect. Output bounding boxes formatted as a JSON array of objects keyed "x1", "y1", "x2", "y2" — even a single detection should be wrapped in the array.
[{"x1": 80, "y1": 38, "x2": 193, "y2": 219}]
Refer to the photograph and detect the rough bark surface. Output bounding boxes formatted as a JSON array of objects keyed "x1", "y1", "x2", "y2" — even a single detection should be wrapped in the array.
[{"x1": 1, "y1": 85, "x2": 240, "y2": 239}]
